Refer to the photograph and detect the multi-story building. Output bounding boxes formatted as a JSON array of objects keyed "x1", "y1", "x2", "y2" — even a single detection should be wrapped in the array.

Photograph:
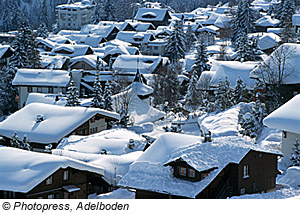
[{"x1": 56, "y1": 0, "x2": 96, "y2": 30}]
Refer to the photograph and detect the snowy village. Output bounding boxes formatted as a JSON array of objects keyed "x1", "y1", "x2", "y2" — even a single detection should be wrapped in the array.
[{"x1": 0, "y1": 0, "x2": 300, "y2": 200}]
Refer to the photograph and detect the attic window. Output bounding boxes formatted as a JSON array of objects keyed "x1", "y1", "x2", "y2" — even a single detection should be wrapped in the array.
[
  {"x1": 141, "y1": 12, "x2": 157, "y2": 19},
  {"x1": 144, "y1": 60, "x2": 154, "y2": 64},
  {"x1": 179, "y1": 167, "x2": 187, "y2": 176},
  {"x1": 36, "y1": 114, "x2": 45, "y2": 123}
]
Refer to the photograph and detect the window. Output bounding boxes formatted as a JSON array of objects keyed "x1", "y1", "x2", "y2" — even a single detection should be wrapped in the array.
[
  {"x1": 63, "y1": 170, "x2": 69, "y2": 181},
  {"x1": 48, "y1": 87, "x2": 53, "y2": 94},
  {"x1": 37, "y1": 87, "x2": 42, "y2": 93},
  {"x1": 179, "y1": 167, "x2": 187, "y2": 176},
  {"x1": 46, "y1": 176, "x2": 52, "y2": 185},
  {"x1": 188, "y1": 169, "x2": 196, "y2": 178},
  {"x1": 64, "y1": 192, "x2": 68, "y2": 199},
  {"x1": 48, "y1": 194, "x2": 54, "y2": 199},
  {"x1": 240, "y1": 188, "x2": 246, "y2": 195},
  {"x1": 28, "y1": 87, "x2": 33, "y2": 93},
  {"x1": 243, "y1": 165, "x2": 249, "y2": 178},
  {"x1": 154, "y1": 46, "x2": 158, "y2": 50}
]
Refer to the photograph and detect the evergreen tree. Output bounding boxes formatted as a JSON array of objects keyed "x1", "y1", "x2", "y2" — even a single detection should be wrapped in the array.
[
  {"x1": 94, "y1": 3, "x2": 102, "y2": 24},
  {"x1": 10, "y1": 132, "x2": 21, "y2": 148},
  {"x1": 21, "y1": 135, "x2": 31, "y2": 151},
  {"x1": 239, "y1": 112, "x2": 258, "y2": 138},
  {"x1": 232, "y1": 0, "x2": 256, "y2": 46},
  {"x1": 185, "y1": 25, "x2": 196, "y2": 53},
  {"x1": 291, "y1": 138, "x2": 300, "y2": 166},
  {"x1": 101, "y1": 0, "x2": 116, "y2": 21},
  {"x1": 185, "y1": 70, "x2": 201, "y2": 111},
  {"x1": 65, "y1": 80, "x2": 81, "y2": 107},
  {"x1": 103, "y1": 81, "x2": 113, "y2": 111},
  {"x1": 11, "y1": 22, "x2": 41, "y2": 69},
  {"x1": 40, "y1": 0, "x2": 49, "y2": 29},
  {"x1": 233, "y1": 76, "x2": 249, "y2": 104},
  {"x1": 214, "y1": 77, "x2": 234, "y2": 111},
  {"x1": 0, "y1": 65, "x2": 18, "y2": 115},
  {"x1": 202, "y1": 90, "x2": 215, "y2": 113},
  {"x1": 91, "y1": 71, "x2": 105, "y2": 109},
  {"x1": 192, "y1": 38, "x2": 211, "y2": 77},
  {"x1": 11, "y1": 1, "x2": 23, "y2": 31},
  {"x1": 253, "y1": 97, "x2": 265, "y2": 130},
  {"x1": 165, "y1": 20, "x2": 186, "y2": 63},
  {"x1": 37, "y1": 23, "x2": 49, "y2": 39},
  {"x1": 279, "y1": 0, "x2": 297, "y2": 43},
  {"x1": 2, "y1": 6, "x2": 12, "y2": 32}
]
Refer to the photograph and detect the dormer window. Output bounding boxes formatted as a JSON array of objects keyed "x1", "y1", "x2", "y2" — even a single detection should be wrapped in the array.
[{"x1": 188, "y1": 169, "x2": 195, "y2": 178}]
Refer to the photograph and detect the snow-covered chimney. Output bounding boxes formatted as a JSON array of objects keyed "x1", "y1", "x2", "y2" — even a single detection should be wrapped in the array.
[{"x1": 36, "y1": 114, "x2": 45, "y2": 123}]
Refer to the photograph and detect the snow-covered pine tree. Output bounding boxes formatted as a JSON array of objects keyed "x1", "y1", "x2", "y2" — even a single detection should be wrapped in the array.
[
  {"x1": 11, "y1": 1, "x2": 23, "y2": 31},
  {"x1": 185, "y1": 24, "x2": 196, "y2": 53},
  {"x1": 185, "y1": 69, "x2": 201, "y2": 111},
  {"x1": 40, "y1": 0, "x2": 49, "y2": 29},
  {"x1": 91, "y1": 71, "x2": 105, "y2": 109},
  {"x1": 291, "y1": 138, "x2": 300, "y2": 166},
  {"x1": 235, "y1": 32, "x2": 252, "y2": 62},
  {"x1": 192, "y1": 38, "x2": 211, "y2": 77},
  {"x1": 10, "y1": 132, "x2": 21, "y2": 148},
  {"x1": 279, "y1": 0, "x2": 297, "y2": 43},
  {"x1": 2, "y1": 6, "x2": 12, "y2": 32},
  {"x1": 103, "y1": 81, "x2": 113, "y2": 111},
  {"x1": 233, "y1": 76, "x2": 249, "y2": 104},
  {"x1": 253, "y1": 97, "x2": 265, "y2": 133},
  {"x1": 21, "y1": 135, "x2": 31, "y2": 151},
  {"x1": 165, "y1": 20, "x2": 186, "y2": 63},
  {"x1": 214, "y1": 77, "x2": 234, "y2": 111},
  {"x1": 232, "y1": 0, "x2": 256, "y2": 46},
  {"x1": 0, "y1": 64, "x2": 18, "y2": 115},
  {"x1": 239, "y1": 112, "x2": 258, "y2": 138},
  {"x1": 202, "y1": 90, "x2": 215, "y2": 113},
  {"x1": 37, "y1": 23, "x2": 49, "y2": 39},
  {"x1": 94, "y1": 2, "x2": 102, "y2": 24},
  {"x1": 65, "y1": 79, "x2": 81, "y2": 107},
  {"x1": 101, "y1": 0, "x2": 116, "y2": 21},
  {"x1": 11, "y1": 22, "x2": 41, "y2": 69},
  {"x1": 165, "y1": 63, "x2": 181, "y2": 107}
]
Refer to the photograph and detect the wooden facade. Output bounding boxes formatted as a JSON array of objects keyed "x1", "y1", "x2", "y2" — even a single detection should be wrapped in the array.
[
  {"x1": 0, "y1": 47, "x2": 13, "y2": 68},
  {"x1": 0, "y1": 167, "x2": 111, "y2": 199},
  {"x1": 135, "y1": 150, "x2": 279, "y2": 199}
]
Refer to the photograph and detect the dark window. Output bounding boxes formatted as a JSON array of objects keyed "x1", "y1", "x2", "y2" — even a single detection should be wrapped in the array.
[
  {"x1": 28, "y1": 87, "x2": 33, "y2": 93},
  {"x1": 48, "y1": 87, "x2": 53, "y2": 94},
  {"x1": 283, "y1": 131, "x2": 287, "y2": 138},
  {"x1": 37, "y1": 87, "x2": 42, "y2": 93}
]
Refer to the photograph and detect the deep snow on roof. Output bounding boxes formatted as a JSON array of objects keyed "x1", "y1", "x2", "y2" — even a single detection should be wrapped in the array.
[
  {"x1": 0, "y1": 146, "x2": 104, "y2": 193},
  {"x1": 134, "y1": 8, "x2": 169, "y2": 21},
  {"x1": 69, "y1": 55, "x2": 106, "y2": 68},
  {"x1": 264, "y1": 94, "x2": 300, "y2": 134},
  {"x1": 12, "y1": 69, "x2": 70, "y2": 87},
  {"x1": 250, "y1": 43, "x2": 300, "y2": 84},
  {"x1": 119, "y1": 134, "x2": 280, "y2": 198},
  {"x1": 0, "y1": 103, "x2": 119, "y2": 144},
  {"x1": 209, "y1": 61, "x2": 258, "y2": 89},
  {"x1": 0, "y1": 44, "x2": 13, "y2": 59},
  {"x1": 255, "y1": 15, "x2": 279, "y2": 27}
]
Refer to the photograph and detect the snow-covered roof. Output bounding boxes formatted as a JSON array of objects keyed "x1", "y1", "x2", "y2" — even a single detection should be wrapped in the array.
[
  {"x1": 256, "y1": 32, "x2": 280, "y2": 50},
  {"x1": 119, "y1": 133, "x2": 280, "y2": 198},
  {"x1": 64, "y1": 34, "x2": 105, "y2": 48},
  {"x1": 57, "y1": 0, "x2": 95, "y2": 9},
  {"x1": 112, "y1": 55, "x2": 168, "y2": 75},
  {"x1": 0, "y1": 146, "x2": 104, "y2": 193},
  {"x1": 40, "y1": 55, "x2": 70, "y2": 70},
  {"x1": 213, "y1": 15, "x2": 231, "y2": 28},
  {"x1": 250, "y1": 43, "x2": 300, "y2": 84},
  {"x1": 255, "y1": 15, "x2": 279, "y2": 27},
  {"x1": 12, "y1": 69, "x2": 70, "y2": 87},
  {"x1": 36, "y1": 37, "x2": 56, "y2": 49},
  {"x1": 134, "y1": 8, "x2": 170, "y2": 22},
  {"x1": 26, "y1": 93, "x2": 67, "y2": 106},
  {"x1": 264, "y1": 94, "x2": 300, "y2": 134},
  {"x1": 123, "y1": 82, "x2": 153, "y2": 96},
  {"x1": 69, "y1": 55, "x2": 106, "y2": 68},
  {"x1": 197, "y1": 25, "x2": 219, "y2": 35},
  {"x1": 116, "y1": 31, "x2": 155, "y2": 45},
  {"x1": 51, "y1": 44, "x2": 93, "y2": 57},
  {"x1": 0, "y1": 44, "x2": 13, "y2": 59},
  {"x1": 81, "y1": 25, "x2": 116, "y2": 38},
  {"x1": 292, "y1": 14, "x2": 300, "y2": 26},
  {"x1": 47, "y1": 35, "x2": 74, "y2": 44},
  {"x1": 209, "y1": 61, "x2": 258, "y2": 89},
  {"x1": 0, "y1": 103, "x2": 120, "y2": 144}
]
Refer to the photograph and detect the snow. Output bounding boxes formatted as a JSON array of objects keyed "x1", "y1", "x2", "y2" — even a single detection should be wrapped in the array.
[
  {"x1": 81, "y1": 25, "x2": 115, "y2": 38},
  {"x1": 40, "y1": 55, "x2": 70, "y2": 70},
  {"x1": 209, "y1": 61, "x2": 258, "y2": 89},
  {"x1": 124, "y1": 82, "x2": 153, "y2": 96},
  {"x1": 90, "y1": 188, "x2": 135, "y2": 199},
  {"x1": 134, "y1": 8, "x2": 169, "y2": 21},
  {"x1": 0, "y1": 44, "x2": 12, "y2": 59},
  {"x1": 119, "y1": 134, "x2": 280, "y2": 198},
  {"x1": 56, "y1": 128, "x2": 142, "y2": 155},
  {"x1": 251, "y1": 43, "x2": 300, "y2": 84},
  {"x1": 51, "y1": 44, "x2": 93, "y2": 57},
  {"x1": 255, "y1": 15, "x2": 280, "y2": 27},
  {"x1": 26, "y1": 93, "x2": 67, "y2": 106},
  {"x1": 0, "y1": 103, "x2": 119, "y2": 144},
  {"x1": 198, "y1": 104, "x2": 241, "y2": 137},
  {"x1": 264, "y1": 94, "x2": 300, "y2": 134},
  {"x1": 197, "y1": 25, "x2": 220, "y2": 35},
  {"x1": 112, "y1": 55, "x2": 168, "y2": 75},
  {"x1": 57, "y1": 0, "x2": 95, "y2": 9},
  {"x1": 292, "y1": 14, "x2": 300, "y2": 26},
  {"x1": 0, "y1": 146, "x2": 104, "y2": 193},
  {"x1": 116, "y1": 31, "x2": 154, "y2": 45},
  {"x1": 12, "y1": 69, "x2": 70, "y2": 87},
  {"x1": 278, "y1": 166, "x2": 300, "y2": 187},
  {"x1": 69, "y1": 55, "x2": 106, "y2": 69},
  {"x1": 256, "y1": 33, "x2": 281, "y2": 51}
]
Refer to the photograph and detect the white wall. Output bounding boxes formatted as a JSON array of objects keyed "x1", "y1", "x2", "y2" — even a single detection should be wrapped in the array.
[{"x1": 282, "y1": 131, "x2": 300, "y2": 158}]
